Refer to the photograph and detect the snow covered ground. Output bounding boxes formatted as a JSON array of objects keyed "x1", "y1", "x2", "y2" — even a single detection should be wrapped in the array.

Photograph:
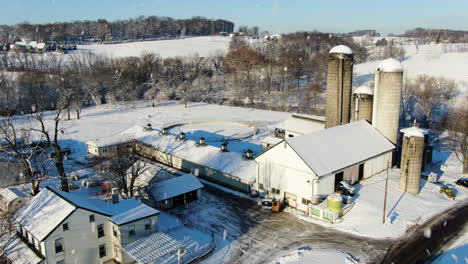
[
  {"x1": 271, "y1": 246, "x2": 358, "y2": 264},
  {"x1": 73, "y1": 36, "x2": 231, "y2": 58},
  {"x1": 289, "y1": 150, "x2": 468, "y2": 239}
]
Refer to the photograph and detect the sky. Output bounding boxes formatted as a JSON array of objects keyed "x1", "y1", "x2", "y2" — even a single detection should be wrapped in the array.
[{"x1": 1, "y1": 0, "x2": 468, "y2": 35}]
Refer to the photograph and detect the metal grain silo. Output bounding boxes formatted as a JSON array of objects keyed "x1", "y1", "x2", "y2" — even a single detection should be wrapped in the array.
[
  {"x1": 351, "y1": 86, "x2": 374, "y2": 122},
  {"x1": 399, "y1": 127, "x2": 425, "y2": 194},
  {"x1": 372, "y1": 58, "x2": 403, "y2": 144},
  {"x1": 325, "y1": 45, "x2": 354, "y2": 129}
]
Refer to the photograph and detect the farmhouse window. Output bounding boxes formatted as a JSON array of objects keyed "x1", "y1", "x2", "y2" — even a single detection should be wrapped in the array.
[
  {"x1": 55, "y1": 238, "x2": 64, "y2": 254},
  {"x1": 89, "y1": 214, "x2": 95, "y2": 222},
  {"x1": 62, "y1": 223, "x2": 69, "y2": 231},
  {"x1": 99, "y1": 244, "x2": 106, "y2": 258},
  {"x1": 97, "y1": 224, "x2": 105, "y2": 238}
]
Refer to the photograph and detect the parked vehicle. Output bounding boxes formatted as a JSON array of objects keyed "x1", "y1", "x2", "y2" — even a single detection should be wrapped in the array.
[
  {"x1": 335, "y1": 181, "x2": 355, "y2": 196},
  {"x1": 455, "y1": 179, "x2": 468, "y2": 188},
  {"x1": 440, "y1": 186, "x2": 456, "y2": 200}
]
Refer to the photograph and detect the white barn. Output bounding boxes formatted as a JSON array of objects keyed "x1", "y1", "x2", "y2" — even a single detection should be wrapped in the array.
[
  {"x1": 255, "y1": 120, "x2": 395, "y2": 212},
  {"x1": 275, "y1": 113, "x2": 325, "y2": 138}
]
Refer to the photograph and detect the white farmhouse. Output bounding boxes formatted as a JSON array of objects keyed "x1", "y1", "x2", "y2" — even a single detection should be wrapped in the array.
[
  {"x1": 10, "y1": 187, "x2": 160, "y2": 264},
  {"x1": 255, "y1": 120, "x2": 395, "y2": 212}
]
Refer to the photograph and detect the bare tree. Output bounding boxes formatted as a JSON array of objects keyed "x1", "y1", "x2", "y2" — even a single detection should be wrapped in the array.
[
  {"x1": 446, "y1": 106, "x2": 468, "y2": 174},
  {"x1": 100, "y1": 154, "x2": 148, "y2": 198},
  {"x1": 31, "y1": 109, "x2": 69, "y2": 192}
]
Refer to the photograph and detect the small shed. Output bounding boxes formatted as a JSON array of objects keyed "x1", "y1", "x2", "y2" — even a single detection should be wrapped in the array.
[
  {"x1": 0, "y1": 187, "x2": 30, "y2": 214},
  {"x1": 147, "y1": 174, "x2": 203, "y2": 210},
  {"x1": 275, "y1": 113, "x2": 325, "y2": 138}
]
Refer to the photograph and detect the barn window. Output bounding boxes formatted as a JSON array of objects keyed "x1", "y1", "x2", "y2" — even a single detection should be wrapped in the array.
[
  {"x1": 128, "y1": 225, "x2": 135, "y2": 237},
  {"x1": 288, "y1": 134, "x2": 294, "y2": 137},
  {"x1": 259, "y1": 183, "x2": 264, "y2": 190},
  {"x1": 271, "y1": 188, "x2": 280, "y2": 194},
  {"x1": 302, "y1": 198, "x2": 311, "y2": 205},
  {"x1": 89, "y1": 214, "x2": 95, "y2": 223},
  {"x1": 144, "y1": 219, "x2": 151, "y2": 230},
  {"x1": 62, "y1": 222, "x2": 69, "y2": 231},
  {"x1": 54, "y1": 238, "x2": 64, "y2": 254}
]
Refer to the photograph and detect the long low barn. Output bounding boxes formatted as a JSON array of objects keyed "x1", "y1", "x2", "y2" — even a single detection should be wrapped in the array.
[
  {"x1": 255, "y1": 120, "x2": 395, "y2": 212},
  {"x1": 134, "y1": 131, "x2": 256, "y2": 193}
]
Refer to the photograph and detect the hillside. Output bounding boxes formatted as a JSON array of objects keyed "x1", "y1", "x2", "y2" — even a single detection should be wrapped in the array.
[{"x1": 74, "y1": 36, "x2": 232, "y2": 58}]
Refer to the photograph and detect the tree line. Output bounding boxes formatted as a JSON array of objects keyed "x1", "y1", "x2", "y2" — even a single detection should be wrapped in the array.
[
  {"x1": 0, "y1": 32, "x2": 367, "y2": 116},
  {"x1": 0, "y1": 16, "x2": 235, "y2": 43}
]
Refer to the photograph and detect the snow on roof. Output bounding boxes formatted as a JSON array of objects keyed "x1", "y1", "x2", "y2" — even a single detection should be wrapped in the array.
[
  {"x1": 136, "y1": 132, "x2": 257, "y2": 183},
  {"x1": 400, "y1": 126, "x2": 426, "y2": 138},
  {"x1": 54, "y1": 188, "x2": 159, "y2": 225},
  {"x1": 276, "y1": 116, "x2": 324, "y2": 135},
  {"x1": 87, "y1": 125, "x2": 144, "y2": 147},
  {"x1": 286, "y1": 120, "x2": 395, "y2": 176},
  {"x1": 14, "y1": 187, "x2": 160, "y2": 240},
  {"x1": 14, "y1": 188, "x2": 76, "y2": 241},
  {"x1": 123, "y1": 232, "x2": 182, "y2": 264},
  {"x1": 111, "y1": 204, "x2": 159, "y2": 225},
  {"x1": 148, "y1": 174, "x2": 203, "y2": 202},
  {"x1": 0, "y1": 187, "x2": 27, "y2": 202},
  {"x1": 261, "y1": 136, "x2": 284, "y2": 146},
  {"x1": 329, "y1": 45, "x2": 353, "y2": 55},
  {"x1": 3, "y1": 236, "x2": 43, "y2": 264},
  {"x1": 378, "y1": 58, "x2": 403, "y2": 73},
  {"x1": 353, "y1": 85, "x2": 374, "y2": 95}
]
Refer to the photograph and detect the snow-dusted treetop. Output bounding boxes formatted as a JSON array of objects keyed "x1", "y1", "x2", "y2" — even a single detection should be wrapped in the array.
[
  {"x1": 378, "y1": 58, "x2": 403, "y2": 73},
  {"x1": 353, "y1": 85, "x2": 373, "y2": 95},
  {"x1": 400, "y1": 126, "x2": 426, "y2": 138},
  {"x1": 329, "y1": 45, "x2": 353, "y2": 55}
]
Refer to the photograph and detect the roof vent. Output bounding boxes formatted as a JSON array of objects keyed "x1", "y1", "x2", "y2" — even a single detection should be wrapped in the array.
[
  {"x1": 244, "y1": 149, "x2": 254, "y2": 160},
  {"x1": 196, "y1": 137, "x2": 207, "y2": 147},
  {"x1": 178, "y1": 132, "x2": 186, "y2": 140},
  {"x1": 144, "y1": 123, "x2": 152, "y2": 131},
  {"x1": 161, "y1": 127, "x2": 168, "y2": 135},
  {"x1": 221, "y1": 142, "x2": 228, "y2": 152}
]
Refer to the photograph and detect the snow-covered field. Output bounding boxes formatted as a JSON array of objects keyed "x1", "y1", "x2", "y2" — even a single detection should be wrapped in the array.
[
  {"x1": 354, "y1": 43, "x2": 468, "y2": 105},
  {"x1": 74, "y1": 36, "x2": 231, "y2": 58}
]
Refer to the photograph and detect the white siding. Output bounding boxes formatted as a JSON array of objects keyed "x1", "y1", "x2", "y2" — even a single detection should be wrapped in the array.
[
  {"x1": 256, "y1": 142, "x2": 328, "y2": 212},
  {"x1": 364, "y1": 152, "x2": 392, "y2": 179},
  {"x1": 43, "y1": 209, "x2": 114, "y2": 264}
]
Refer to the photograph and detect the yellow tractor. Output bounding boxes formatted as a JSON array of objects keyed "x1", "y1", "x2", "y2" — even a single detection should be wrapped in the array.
[{"x1": 439, "y1": 186, "x2": 456, "y2": 200}]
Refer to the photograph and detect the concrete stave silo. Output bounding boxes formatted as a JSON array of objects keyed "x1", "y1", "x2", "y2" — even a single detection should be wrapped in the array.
[
  {"x1": 351, "y1": 85, "x2": 374, "y2": 122},
  {"x1": 372, "y1": 58, "x2": 403, "y2": 145},
  {"x1": 325, "y1": 45, "x2": 354, "y2": 129},
  {"x1": 399, "y1": 126, "x2": 425, "y2": 194}
]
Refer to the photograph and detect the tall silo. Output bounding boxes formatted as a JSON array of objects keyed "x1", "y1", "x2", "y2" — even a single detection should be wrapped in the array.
[
  {"x1": 372, "y1": 58, "x2": 403, "y2": 145},
  {"x1": 399, "y1": 126, "x2": 425, "y2": 194},
  {"x1": 325, "y1": 45, "x2": 353, "y2": 129},
  {"x1": 351, "y1": 85, "x2": 373, "y2": 122}
]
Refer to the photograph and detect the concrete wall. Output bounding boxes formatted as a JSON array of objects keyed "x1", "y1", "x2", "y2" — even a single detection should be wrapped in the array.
[
  {"x1": 372, "y1": 71, "x2": 402, "y2": 145},
  {"x1": 325, "y1": 53, "x2": 353, "y2": 128},
  {"x1": 400, "y1": 135, "x2": 424, "y2": 194},
  {"x1": 351, "y1": 94, "x2": 373, "y2": 123}
]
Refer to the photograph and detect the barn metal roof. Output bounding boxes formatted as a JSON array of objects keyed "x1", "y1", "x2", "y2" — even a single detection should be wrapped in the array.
[{"x1": 286, "y1": 120, "x2": 395, "y2": 176}]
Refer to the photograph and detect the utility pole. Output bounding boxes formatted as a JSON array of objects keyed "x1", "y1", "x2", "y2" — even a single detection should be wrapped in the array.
[{"x1": 383, "y1": 159, "x2": 390, "y2": 224}]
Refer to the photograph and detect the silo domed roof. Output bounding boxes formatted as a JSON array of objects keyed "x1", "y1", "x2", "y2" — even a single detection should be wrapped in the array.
[
  {"x1": 378, "y1": 58, "x2": 403, "y2": 73},
  {"x1": 353, "y1": 85, "x2": 373, "y2": 95},
  {"x1": 400, "y1": 126, "x2": 425, "y2": 138},
  {"x1": 329, "y1": 45, "x2": 353, "y2": 55}
]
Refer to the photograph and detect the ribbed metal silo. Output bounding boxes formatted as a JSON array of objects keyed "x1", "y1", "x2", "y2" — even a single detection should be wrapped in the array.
[
  {"x1": 325, "y1": 45, "x2": 354, "y2": 129},
  {"x1": 372, "y1": 58, "x2": 403, "y2": 144},
  {"x1": 399, "y1": 127, "x2": 425, "y2": 194},
  {"x1": 351, "y1": 86, "x2": 373, "y2": 123}
]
